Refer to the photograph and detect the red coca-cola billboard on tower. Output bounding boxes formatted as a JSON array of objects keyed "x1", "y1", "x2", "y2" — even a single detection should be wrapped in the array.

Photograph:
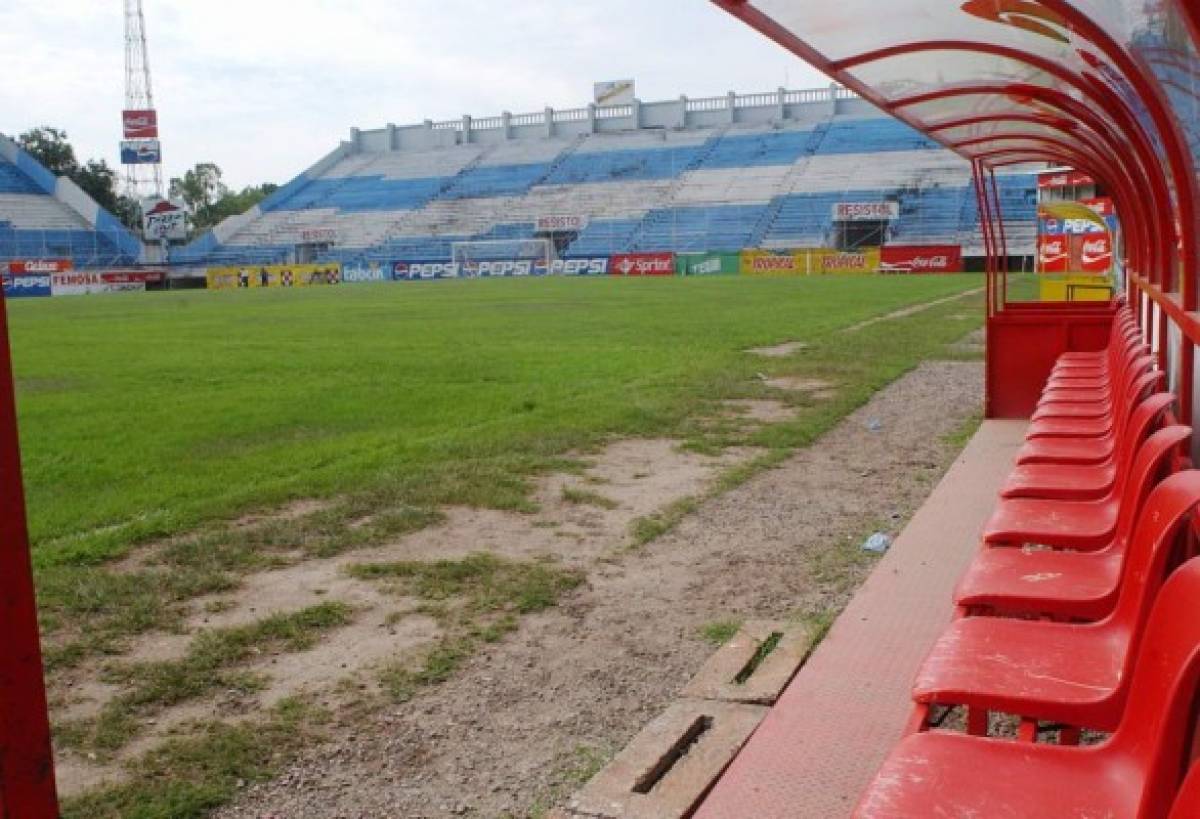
[
  {"x1": 122, "y1": 109, "x2": 158, "y2": 138},
  {"x1": 879, "y1": 245, "x2": 962, "y2": 273},
  {"x1": 609, "y1": 252, "x2": 675, "y2": 276}
]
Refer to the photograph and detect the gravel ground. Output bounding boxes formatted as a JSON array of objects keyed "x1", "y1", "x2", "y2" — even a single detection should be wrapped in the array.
[{"x1": 216, "y1": 360, "x2": 984, "y2": 819}]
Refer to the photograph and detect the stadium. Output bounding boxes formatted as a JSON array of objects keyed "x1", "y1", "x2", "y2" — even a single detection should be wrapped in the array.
[{"x1": 1, "y1": 1, "x2": 1198, "y2": 818}]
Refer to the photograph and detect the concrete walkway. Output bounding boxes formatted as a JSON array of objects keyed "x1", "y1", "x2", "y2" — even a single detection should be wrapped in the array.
[{"x1": 693, "y1": 420, "x2": 1028, "y2": 819}]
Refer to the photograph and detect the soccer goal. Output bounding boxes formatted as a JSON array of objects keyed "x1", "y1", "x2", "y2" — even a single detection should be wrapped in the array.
[{"x1": 451, "y1": 238, "x2": 553, "y2": 277}]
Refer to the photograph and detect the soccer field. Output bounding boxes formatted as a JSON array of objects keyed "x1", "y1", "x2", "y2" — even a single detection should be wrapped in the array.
[{"x1": 11, "y1": 275, "x2": 982, "y2": 567}]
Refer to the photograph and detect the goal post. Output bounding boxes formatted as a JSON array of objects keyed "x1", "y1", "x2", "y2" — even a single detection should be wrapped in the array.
[{"x1": 451, "y1": 238, "x2": 554, "y2": 277}]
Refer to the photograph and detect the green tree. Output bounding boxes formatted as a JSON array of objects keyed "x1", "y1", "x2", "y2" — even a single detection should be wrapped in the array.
[
  {"x1": 17, "y1": 128, "x2": 142, "y2": 230},
  {"x1": 169, "y1": 163, "x2": 227, "y2": 216},
  {"x1": 18, "y1": 126, "x2": 79, "y2": 177}
]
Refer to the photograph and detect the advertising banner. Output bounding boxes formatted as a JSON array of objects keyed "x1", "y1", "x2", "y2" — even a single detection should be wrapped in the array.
[
  {"x1": 100, "y1": 269, "x2": 165, "y2": 284},
  {"x1": 609, "y1": 252, "x2": 675, "y2": 276},
  {"x1": 143, "y1": 199, "x2": 188, "y2": 241},
  {"x1": 122, "y1": 109, "x2": 158, "y2": 139},
  {"x1": 392, "y1": 261, "x2": 461, "y2": 281},
  {"x1": 879, "y1": 245, "x2": 962, "y2": 273},
  {"x1": 1038, "y1": 170, "x2": 1094, "y2": 188},
  {"x1": 594, "y1": 80, "x2": 635, "y2": 106},
  {"x1": 1038, "y1": 235, "x2": 1071, "y2": 273},
  {"x1": 2, "y1": 273, "x2": 51, "y2": 298},
  {"x1": 816, "y1": 248, "x2": 880, "y2": 274},
  {"x1": 7, "y1": 259, "x2": 72, "y2": 275},
  {"x1": 121, "y1": 140, "x2": 162, "y2": 165},
  {"x1": 463, "y1": 259, "x2": 540, "y2": 277},
  {"x1": 741, "y1": 250, "x2": 803, "y2": 276},
  {"x1": 535, "y1": 215, "x2": 589, "y2": 233},
  {"x1": 207, "y1": 264, "x2": 343, "y2": 290},
  {"x1": 550, "y1": 257, "x2": 610, "y2": 276},
  {"x1": 343, "y1": 261, "x2": 389, "y2": 283},
  {"x1": 51, "y1": 271, "x2": 114, "y2": 296},
  {"x1": 301, "y1": 228, "x2": 339, "y2": 244},
  {"x1": 676, "y1": 252, "x2": 740, "y2": 276},
  {"x1": 832, "y1": 202, "x2": 899, "y2": 221},
  {"x1": 1077, "y1": 234, "x2": 1114, "y2": 274}
]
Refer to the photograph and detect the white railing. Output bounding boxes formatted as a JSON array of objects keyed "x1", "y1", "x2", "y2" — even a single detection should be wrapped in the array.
[
  {"x1": 553, "y1": 107, "x2": 589, "y2": 123},
  {"x1": 431, "y1": 120, "x2": 461, "y2": 131},
  {"x1": 595, "y1": 104, "x2": 633, "y2": 120},
  {"x1": 511, "y1": 112, "x2": 546, "y2": 126},
  {"x1": 685, "y1": 96, "x2": 729, "y2": 112},
  {"x1": 736, "y1": 92, "x2": 778, "y2": 107},
  {"x1": 473, "y1": 116, "x2": 504, "y2": 130}
]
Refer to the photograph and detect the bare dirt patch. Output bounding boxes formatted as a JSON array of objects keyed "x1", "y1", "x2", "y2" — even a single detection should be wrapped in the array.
[
  {"x1": 763, "y1": 376, "x2": 837, "y2": 400},
  {"x1": 745, "y1": 340, "x2": 809, "y2": 358},
  {"x1": 215, "y1": 360, "x2": 984, "y2": 819},
  {"x1": 50, "y1": 438, "x2": 761, "y2": 799},
  {"x1": 720, "y1": 398, "x2": 797, "y2": 424}
]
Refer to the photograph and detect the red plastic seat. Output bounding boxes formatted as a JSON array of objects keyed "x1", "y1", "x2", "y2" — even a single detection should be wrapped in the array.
[
  {"x1": 984, "y1": 426, "x2": 1189, "y2": 550},
  {"x1": 958, "y1": 424, "x2": 1189, "y2": 619},
  {"x1": 855, "y1": 555, "x2": 1200, "y2": 819},
  {"x1": 913, "y1": 469, "x2": 1200, "y2": 732},
  {"x1": 1002, "y1": 393, "x2": 1175, "y2": 501},
  {"x1": 1028, "y1": 362, "x2": 1157, "y2": 436}
]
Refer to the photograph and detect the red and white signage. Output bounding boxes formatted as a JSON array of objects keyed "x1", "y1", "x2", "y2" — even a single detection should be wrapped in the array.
[
  {"x1": 609, "y1": 252, "x2": 674, "y2": 276},
  {"x1": 535, "y1": 214, "x2": 589, "y2": 233},
  {"x1": 101, "y1": 270, "x2": 165, "y2": 284},
  {"x1": 7, "y1": 259, "x2": 72, "y2": 275},
  {"x1": 122, "y1": 109, "x2": 159, "y2": 139},
  {"x1": 1038, "y1": 235, "x2": 1071, "y2": 273},
  {"x1": 832, "y1": 202, "x2": 900, "y2": 221},
  {"x1": 879, "y1": 245, "x2": 962, "y2": 274},
  {"x1": 1078, "y1": 234, "x2": 1113, "y2": 274},
  {"x1": 300, "y1": 227, "x2": 339, "y2": 244},
  {"x1": 1080, "y1": 197, "x2": 1115, "y2": 218},
  {"x1": 1037, "y1": 170, "x2": 1094, "y2": 189}
]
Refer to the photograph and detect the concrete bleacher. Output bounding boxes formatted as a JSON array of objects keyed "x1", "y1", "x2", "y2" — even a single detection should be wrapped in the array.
[
  {"x1": 0, "y1": 142, "x2": 142, "y2": 269},
  {"x1": 179, "y1": 87, "x2": 1039, "y2": 267}
]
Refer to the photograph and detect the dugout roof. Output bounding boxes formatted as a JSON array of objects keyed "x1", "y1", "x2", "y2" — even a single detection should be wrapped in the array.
[{"x1": 713, "y1": 0, "x2": 1200, "y2": 306}]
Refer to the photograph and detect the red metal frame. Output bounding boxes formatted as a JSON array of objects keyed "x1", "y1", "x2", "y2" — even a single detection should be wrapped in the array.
[{"x1": 0, "y1": 288, "x2": 58, "y2": 818}]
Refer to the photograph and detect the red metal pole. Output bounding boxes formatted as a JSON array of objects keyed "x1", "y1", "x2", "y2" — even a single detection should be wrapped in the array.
[
  {"x1": 989, "y1": 167, "x2": 1009, "y2": 307},
  {"x1": 974, "y1": 159, "x2": 996, "y2": 317},
  {"x1": 0, "y1": 289, "x2": 59, "y2": 819}
]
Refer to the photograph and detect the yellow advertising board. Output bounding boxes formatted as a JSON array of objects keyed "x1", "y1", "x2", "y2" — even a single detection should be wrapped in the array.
[
  {"x1": 1038, "y1": 274, "x2": 1114, "y2": 302},
  {"x1": 740, "y1": 249, "x2": 881, "y2": 276},
  {"x1": 206, "y1": 263, "x2": 343, "y2": 290}
]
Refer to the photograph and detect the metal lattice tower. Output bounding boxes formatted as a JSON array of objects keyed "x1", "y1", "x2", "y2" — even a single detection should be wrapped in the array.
[{"x1": 123, "y1": 0, "x2": 162, "y2": 199}]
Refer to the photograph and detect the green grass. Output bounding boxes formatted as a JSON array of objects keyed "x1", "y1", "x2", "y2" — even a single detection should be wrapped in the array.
[
  {"x1": 58, "y1": 603, "x2": 353, "y2": 755},
  {"x1": 60, "y1": 697, "x2": 325, "y2": 819},
  {"x1": 699, "y1": 619, "x2": 742, "y2": 645},
  {"x1": 9, "y1": 276, "x2": 981, "y2": 567}
]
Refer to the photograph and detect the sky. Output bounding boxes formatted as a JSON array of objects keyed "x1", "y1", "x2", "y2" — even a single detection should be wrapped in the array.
[{"x1": 0, "y1": 1, "x2": 827, "y2": 190}]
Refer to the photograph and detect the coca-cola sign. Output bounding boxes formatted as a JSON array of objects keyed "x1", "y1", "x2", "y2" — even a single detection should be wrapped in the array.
[
  {"x1": 1038, "y1": 235, "x2": 1070, "y2": 273},
  {"x1": 1079, "y1": 235, "x2": 1113, "y2": 274},
  {"x1": 880, "y1": 245, "x2": 962, "y2": 274}
]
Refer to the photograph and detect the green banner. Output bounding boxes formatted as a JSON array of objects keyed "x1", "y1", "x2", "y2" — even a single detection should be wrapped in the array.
[{"x1": 675, "y1": 252, "x2": 740, "y2": 276}]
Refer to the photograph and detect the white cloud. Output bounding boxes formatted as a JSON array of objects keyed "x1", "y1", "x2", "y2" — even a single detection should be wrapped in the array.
[{"x1": 0, "y1": 0, "x2": 826, "y2": 189}]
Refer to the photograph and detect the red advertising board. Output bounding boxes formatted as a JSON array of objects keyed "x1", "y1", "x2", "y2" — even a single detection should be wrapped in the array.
[
  {"x1": 100, "y1": 270, "x2": 166, "y2": 284},
  {"x1": 1080, "y1": 197, "x2": 1115, "y2": 218},
  {"x1": 1038, "y1": 235, "x2": 1071, "y2": 273},
  {"x1": 1037, "y1": 170, "x2": 1094, "y2": 189},
  {"x1": 879, "y1": 245, "x2": 962, "y2": 273},
  {"x1": 7, "y1": 259, "x2": 72, "y2": 275},
  {"x1": 1077, "y1": 234, "x2": 1113, "y2": 274},
  {"x1": 609, "y1": 252, "x2": 674, "y2": 276},
  {"x1": 122, "y1": 109, "x2": 158, "y2": 138}
]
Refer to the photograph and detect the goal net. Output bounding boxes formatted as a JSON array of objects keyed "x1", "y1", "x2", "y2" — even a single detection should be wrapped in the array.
[{"x1": 451, "y1": 238, "x2": 554, "y2": 277}]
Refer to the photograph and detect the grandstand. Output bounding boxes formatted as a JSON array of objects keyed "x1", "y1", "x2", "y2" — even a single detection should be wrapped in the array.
[
  {"x1": 0, "y1": 134, "x2": 142, "y2": 269},
  {"x1": 175, "y1": 87, "x2": 1038, "y2": 268}
]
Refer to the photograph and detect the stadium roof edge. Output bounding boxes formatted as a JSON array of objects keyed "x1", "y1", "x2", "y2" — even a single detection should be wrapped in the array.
[{"x1": 711, "y1": 0, "x2": 1199, "y2": 312}]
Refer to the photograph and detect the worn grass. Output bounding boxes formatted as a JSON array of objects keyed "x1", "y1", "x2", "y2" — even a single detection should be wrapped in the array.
[{"x1": 10, "y1": 275, "x2": 981, "y2": 567}]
